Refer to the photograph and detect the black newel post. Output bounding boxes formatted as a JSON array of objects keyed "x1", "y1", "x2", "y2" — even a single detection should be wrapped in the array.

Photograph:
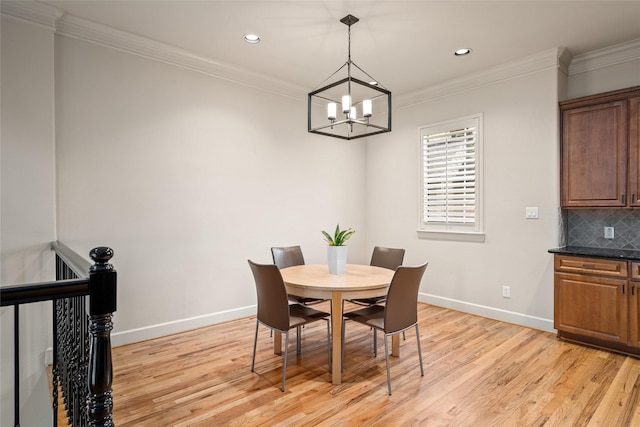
[{"x1": 87, "y1": 247, "x2": 117, "y2": 427}]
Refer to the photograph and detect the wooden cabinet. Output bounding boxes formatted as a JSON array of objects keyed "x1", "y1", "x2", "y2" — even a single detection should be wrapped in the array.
[
  {"x1": 554, "y1": 254, "x2": 640, "y2": 356},
  {"x1": 561, "y1": 86, "x2": 640, "y2": 207},
  {"x1": 554, "y1": 254, "x2": 640, "y2": 355},
  {"x1": 554, "y1": 255, "x2": 628, "y2": 345}
]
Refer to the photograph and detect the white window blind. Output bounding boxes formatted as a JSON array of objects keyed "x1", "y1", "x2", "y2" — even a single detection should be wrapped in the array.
[{"x1": 420, "y1": 115, "x2": 483, "y2": 236}]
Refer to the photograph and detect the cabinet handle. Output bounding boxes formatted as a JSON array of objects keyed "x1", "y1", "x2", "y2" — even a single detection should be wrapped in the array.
[
  {"x1": 633, "y1": 194, "x2": 637, "y2": 203},
  {"x1": 623, "y1": 284, "x2": 626, "y2": 294},
  {"x1": 582, "y1": 263, "x2": 596, "y2": 269},
  {"x1": 633, "y1": 285, "x2": 636, "y2": 296},
  {"x1": 622, "y1": 194, "x2": 626, "y2": 204}
]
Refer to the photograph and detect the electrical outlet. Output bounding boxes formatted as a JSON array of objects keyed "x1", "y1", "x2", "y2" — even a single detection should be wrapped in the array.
[
  {"x1": 604, "y1": 226, "x2": 615, "y2": 239},
  {"x1": 502, "y1": 285, "x2": 511, "y2": 298}
]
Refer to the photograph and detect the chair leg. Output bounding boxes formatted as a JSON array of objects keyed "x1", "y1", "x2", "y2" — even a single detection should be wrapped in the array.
[
  {"x1": 373, "y1": 329, "x2": 377, "y2": 357},
  {"x1": 296, "y1": 326, "x2": 301, "y2": 354},
  {"x1": 282, "y1": 331, "x2": 290, "y2": 392},
  {"x1": 251, "y1": 320, "x2": 259, "y2": 372},
  {"x1": 383, "y1": 334, "x2": 392, "y2": 395},
  {"x1": 415, "y1": 324, "x2": 424, "y2": 377}
]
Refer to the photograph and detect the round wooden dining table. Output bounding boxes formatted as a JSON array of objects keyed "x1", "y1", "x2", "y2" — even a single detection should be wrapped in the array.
[{"x1": 280, "y1": 264, "x2": 395, "y2": 385}]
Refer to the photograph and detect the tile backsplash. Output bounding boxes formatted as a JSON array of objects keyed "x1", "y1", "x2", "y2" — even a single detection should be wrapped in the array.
[{"x1": 566, "y1": 209, "x2": 640, "y2": 250}]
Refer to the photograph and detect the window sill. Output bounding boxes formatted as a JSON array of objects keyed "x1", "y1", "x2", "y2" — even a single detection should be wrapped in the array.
[{"x1": 417, "y1": 230, "x2": 485, "y2": 243}]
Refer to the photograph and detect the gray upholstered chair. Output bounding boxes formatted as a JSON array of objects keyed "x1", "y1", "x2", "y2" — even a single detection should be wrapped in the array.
[
  {"x1": 342, "y1": 262, "x2": 428, "y2": 395},
  {"x1": 271, "y1": 246, "x2": 326, "y2": 306},
  {"x1": 248, "y1": 260, "x2": 330, "y2": 392},
  {"x1": 349, "y1": 246, "x2": 405, "y2": 307}
]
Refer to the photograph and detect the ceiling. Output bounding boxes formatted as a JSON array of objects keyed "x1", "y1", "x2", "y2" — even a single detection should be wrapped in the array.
[{"x1": 33, "y1": 1, "x2": 640, "y2": 97}]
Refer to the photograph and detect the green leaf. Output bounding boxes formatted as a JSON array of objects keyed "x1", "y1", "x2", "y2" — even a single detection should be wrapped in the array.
[
  {"x1": 321, "y1": 230, "x2": 335, "y2": 245},
  {"x1": 322, "y1": 224, "x2": 355, "y2": 246},
  {"x1": 340, "y1": 230, "x2": 355, "y2": 245}
]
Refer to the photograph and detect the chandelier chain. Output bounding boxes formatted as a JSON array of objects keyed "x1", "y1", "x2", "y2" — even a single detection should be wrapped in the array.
[{"x1": 347, "y1": 23, "x2": 351, "y2": 63}]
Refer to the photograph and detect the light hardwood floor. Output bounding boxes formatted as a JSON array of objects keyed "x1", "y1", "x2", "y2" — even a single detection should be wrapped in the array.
[{"x1": 103, "y1": 303, "x2": 640, "y2": 426}]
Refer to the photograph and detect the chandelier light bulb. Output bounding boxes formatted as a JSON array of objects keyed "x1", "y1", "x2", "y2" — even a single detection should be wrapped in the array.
[
  {"x1": 342, "y1": 95, "x2": 351, "y2": 114},
  {"x1": 327, "y1": 103, "x2": 337, "y2": 120},
  {"x1": 363, "y1": 99, "x2": 372, "y2": 118},
  {"x1": 349, "y1": 106, "x2": 357, "y2": 120}
]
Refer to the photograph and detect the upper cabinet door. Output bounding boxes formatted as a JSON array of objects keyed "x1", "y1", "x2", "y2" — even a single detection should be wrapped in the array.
[
  {"x1": 629, "y1": 96, "x2": 640, "y2": 207},
  {"x1": 561, "y1": 100, "x2": 628, "y2": 207}
]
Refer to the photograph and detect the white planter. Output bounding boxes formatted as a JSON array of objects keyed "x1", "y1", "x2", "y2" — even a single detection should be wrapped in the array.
[{"x1": 327, "y1": 245, "x2": 348, "y2": 275}]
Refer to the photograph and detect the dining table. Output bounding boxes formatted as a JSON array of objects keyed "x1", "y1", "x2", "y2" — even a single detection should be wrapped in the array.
[{"x1": 279, "y1": 263, "x2": 396, "y2": 385}]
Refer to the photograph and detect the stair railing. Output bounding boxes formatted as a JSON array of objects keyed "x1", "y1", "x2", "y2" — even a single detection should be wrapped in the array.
[{"x1": 1, "y1": 241, "x2": 117, "y2": 427}]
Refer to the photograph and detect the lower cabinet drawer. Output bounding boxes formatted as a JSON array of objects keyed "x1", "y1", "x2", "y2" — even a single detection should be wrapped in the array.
[
  {"x1": 631, "y1": 262, "x2": 640, "y2": 280},
  {"x1": 554, "y1": 255, "x2": 627, "y2": 278}
]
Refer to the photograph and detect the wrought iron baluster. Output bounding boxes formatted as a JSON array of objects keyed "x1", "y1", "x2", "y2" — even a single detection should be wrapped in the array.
[
  {"x1": 52, "y1": 299, "x2": 60, "y2": 427},
  {"x1": 14, "y1": 305, "x2": 20, "y2": 427}
]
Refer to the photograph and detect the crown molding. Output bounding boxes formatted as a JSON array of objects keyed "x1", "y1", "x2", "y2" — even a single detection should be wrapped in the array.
[
  {"x1": 54, "y1": 14, "x2": 308, "y2": 101},
  {"x1": 2, "y1": 1, "x2": 307, "y2": 101},
  {"x1": 1, "y1": 1, "x2": 63, "y2": 29},
  {"x1": 558, "y1": 47, "x2": 574, "y2": 77},
  {"x1": 4, "y1": 2, "x2": 638, "y2": 105},
  {"x1": 56, "y1": 15, "x2": 306, "y2": 99},
  {"x1": 568, "y1": 38, "x2": 640, "y2": 75},
  {"x1": 396, "y1": 47, "x2": 570, "y2": 108}
]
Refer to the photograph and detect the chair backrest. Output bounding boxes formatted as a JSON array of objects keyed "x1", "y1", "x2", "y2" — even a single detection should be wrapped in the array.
[
  {"x1": 383, "y1": 262, "x2": 428, "y2": 333},
  {"x1": 370, "y1": 246, "x2": 405, "y2": 271},
  {"x1": 271, "y1": 246, "x2": 305, "y2": 269},
  {"x1": 248, "y1": 260, "x2": 291, "y2": 331}
]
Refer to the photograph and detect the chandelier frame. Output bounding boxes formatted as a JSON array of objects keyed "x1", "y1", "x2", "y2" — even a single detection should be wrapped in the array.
[{"x1": 307, "y1": 14, "x2": 392, "y2": 141}]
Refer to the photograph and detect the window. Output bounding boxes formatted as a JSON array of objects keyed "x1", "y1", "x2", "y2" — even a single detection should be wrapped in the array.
[{"x1": 419, "y1": 114, "x2": 483, "y2": 241}]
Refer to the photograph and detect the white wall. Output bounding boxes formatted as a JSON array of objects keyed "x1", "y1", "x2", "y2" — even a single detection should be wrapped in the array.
[
  {"x1": 366, "y1": 66, "x2": 562, "y2": 331},
  {"x1": 54, "y1": 36, "x2": 369, "y2": 344},
  {"x1": 1, "y1": 15, "x2": 57, "y2": 427}
]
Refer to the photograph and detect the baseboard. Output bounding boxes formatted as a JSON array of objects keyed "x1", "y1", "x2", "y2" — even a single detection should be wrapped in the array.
[
  {"x1": 43, "y1": 297, "x2": 554, "y2": 365},
  {"x1": 110, "y1": 305, "x2": 257, "y2": 346},
  {"x1": 45, "y1": 304, "x2": 257, "y2": 363},
  {"x1": 419, "y1": 292, "x2": 555, "y2": 333}
]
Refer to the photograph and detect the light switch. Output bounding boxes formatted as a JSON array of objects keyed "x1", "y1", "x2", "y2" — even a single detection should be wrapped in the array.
[{"x1": 525, "y1": 207, "x2": 539, "y2": 219}]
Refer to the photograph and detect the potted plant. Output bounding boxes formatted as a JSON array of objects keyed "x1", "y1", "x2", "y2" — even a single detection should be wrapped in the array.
[{"x1": 322, "y1": 224, "x2": 355, "y2": 274}]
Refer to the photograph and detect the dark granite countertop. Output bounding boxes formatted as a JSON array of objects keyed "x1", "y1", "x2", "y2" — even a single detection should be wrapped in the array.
[{"x1": 548, "y1": 246, "x2": 640, "y2": 261}]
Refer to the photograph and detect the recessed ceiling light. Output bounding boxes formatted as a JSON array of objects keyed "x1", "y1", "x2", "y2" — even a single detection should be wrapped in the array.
[
  {"x1": 243, "y1": 34, "x2": 261, "y2": 44},
  {"x1": 454, "y1": 48, "x2": 472, "y2": 56}
]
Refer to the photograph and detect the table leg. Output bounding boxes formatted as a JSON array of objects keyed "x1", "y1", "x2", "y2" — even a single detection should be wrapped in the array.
[
  {"x1": 331, "y1": 291, "x2": 343, "y2": 385},
  {"x1": 392, "y1": 334, "x2": 400, "y2": 357},
  {"x1": 273, "y1": 331, "x2": 282, "y2": 355}
]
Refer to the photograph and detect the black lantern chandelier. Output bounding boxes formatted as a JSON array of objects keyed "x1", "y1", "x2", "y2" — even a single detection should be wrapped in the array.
[{"x1": 307, "y1": 15, "x2": 391, "y2": 140}]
